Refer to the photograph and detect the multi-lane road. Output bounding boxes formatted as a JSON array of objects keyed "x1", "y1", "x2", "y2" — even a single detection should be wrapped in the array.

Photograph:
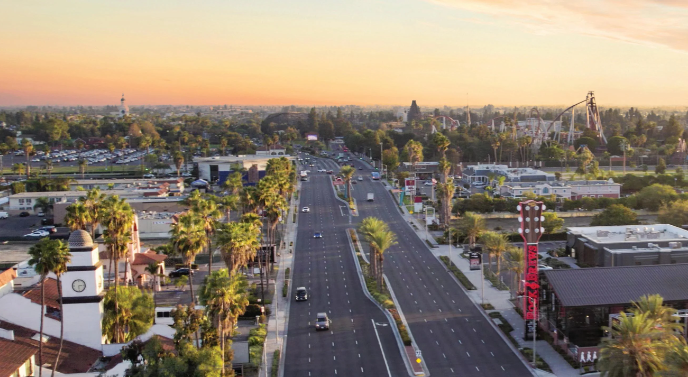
[
  {"x1": 284, "y1": 152, "x2": 533, "y2": 377},
  {"x1": 283, "y1": 156, "x2": 406, "y2": 376}
]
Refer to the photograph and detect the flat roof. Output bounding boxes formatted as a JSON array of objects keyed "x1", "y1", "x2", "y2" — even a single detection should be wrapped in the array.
[
  {"x1": 195, "y1": 155, "x2": 294, "y2": 163},
  {"x1": 10, "y1": 189, "x2": 152, "y2": 198},
  {"x1": 568, "y1": 224, "x2": 688, "y2": 244},
  {"x1": 73, "y1": 178, "x2": 182, "y2": 185},
  {"x1": 544, "y1": 264, "x2": 688, "y2": 307}
]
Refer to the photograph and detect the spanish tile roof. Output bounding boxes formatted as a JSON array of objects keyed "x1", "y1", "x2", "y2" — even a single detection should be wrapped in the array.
[
  {"x1": 132, "y1": 251, "x2": 168, "y2": 266},
  {"x1": 0, "y1": 320, "x2": 101, "y2": 373},
  {"x1": 22, "y1": 278, "x2": 60, "y2": 310},
  {"x1": 0, "y1": 269, "x2": 16, "y2": 287},
  {"x1": 0, "y1": 337, "x2": 37, "y2": 376},
  {"x1": 544, "y1": 264, "x2": 688, "y2": 307}
]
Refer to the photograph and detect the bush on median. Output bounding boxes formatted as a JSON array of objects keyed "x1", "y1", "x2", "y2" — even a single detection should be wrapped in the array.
[{"x1": 439, "y1": 256, "x2": 477, "y2": 290}]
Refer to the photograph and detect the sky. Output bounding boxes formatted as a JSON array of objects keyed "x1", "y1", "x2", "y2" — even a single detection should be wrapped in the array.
[{"x1": 1, "y1": 0, "x2": 688, "y2": 108}]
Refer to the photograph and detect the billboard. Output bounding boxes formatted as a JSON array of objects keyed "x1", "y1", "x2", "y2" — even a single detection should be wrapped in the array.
[{"x1": 307, "y1": 134, "x2": 318, "y2": 141}]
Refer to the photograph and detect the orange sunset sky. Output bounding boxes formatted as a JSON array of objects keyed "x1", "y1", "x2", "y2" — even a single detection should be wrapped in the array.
[{"x1": 1, "y1": 0, "x2": 688, "y2": 108}]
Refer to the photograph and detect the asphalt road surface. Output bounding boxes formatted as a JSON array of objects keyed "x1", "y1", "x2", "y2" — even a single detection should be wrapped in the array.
[
  {"x1": 283, "y1": 155, "x2": 406, "y2": 377},
  {"x1": 349, "y1": 157, "x2": 533, "y2": 377}
]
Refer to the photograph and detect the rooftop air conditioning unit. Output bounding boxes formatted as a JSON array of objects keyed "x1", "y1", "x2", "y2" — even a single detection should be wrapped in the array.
[
  {"x1": 669, "y1": 242, "x2": 682, "y2": 249},
  {"x1": 648, "y1": 243, "x2": 657, "y2": 248},
  {"x1": 632, "y1": 246, "x2": 638, "y2": 250}
]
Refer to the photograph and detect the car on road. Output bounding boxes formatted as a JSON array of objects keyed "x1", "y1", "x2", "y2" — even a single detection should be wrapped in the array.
[
  {"x1": 317, "y1": 169, "x2": 326, "y2": 173},
  {"x1": 315, "y1": 312, "x2": 330, "y2": 331},
  {"x1": 314, "y1": 232, "x2": 323, "y2": 238},
  {"x1": 181, "y1": 172, "x2": 192, "y2": 177},
  {"x1": 19, "y1": 212, "x2": 30, "y2": 217},
  {"x1": 24, "y1": 230, "x2": 49, "y2": 237},
  {"x1": 0, "y1": 212, "x2": 8, "y2": 219},
  {"x1": 358, "y1": 176, "x2": 363, "y2": 181},
  {"x1": 471, "y1": 181, "x2": 486, "y2": 187},
  {"x1": 358, "y1": 167, "x2": 362, "y2": 170},
  {"x1": 302, "y1": 207, "x2": 310, "y2": 213},
  {"x1": 169, "y1": 268, "x2": 191, "y2": 278},
  {"x1": 326, "y1": 170, "x2": 333, "y2": 174},
  {"x1": 309, "y1": 163, "x2": 315, "y2": 167},
  {"x1": 37, "y1": 211, "x2": 45, "y2": 217},
  {"x1": 39, "y1": 226, "x2": 57, "y2": 233},
  {"x1": 295, "y1": 287, "x2": 308, "y2": 301}
]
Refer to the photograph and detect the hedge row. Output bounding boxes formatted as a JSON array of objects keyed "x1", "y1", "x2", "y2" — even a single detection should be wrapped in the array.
[
  {"x1": 389, "y1": 309, "x2": 412, "y2": 346},
  {"x1": 271, "y1": 350, "x2": 280, "y2": 377},
  {"x1": 439, "y1": 256, "x2": 477, "y2": 290},
  {"x1": 248, "y1": 324, "x2": 268, "y2": 367}
]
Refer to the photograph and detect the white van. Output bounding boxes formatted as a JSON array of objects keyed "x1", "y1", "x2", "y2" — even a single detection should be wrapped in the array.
[{"x1": 0, "y1": 212, "x2": 8, "y2": 219}]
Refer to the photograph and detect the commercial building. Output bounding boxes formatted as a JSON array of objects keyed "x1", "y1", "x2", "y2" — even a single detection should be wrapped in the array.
[
  {"x1": 70, "y1": 178, "x2": 185, "y2": 194},
  {"x1": 567, "y1": 224, "x2": 688, "y2": 267},
  {"x1": 255, "y1": 145, "x2": 286, "y2": 156},
  {"x1": 7, "y1": 189, "x2": 170, "y2": 213},
  {"x1": 538, "y1": 264, "x2": 688, "y2": 363},
  {"x1": 499, "y1": 180, "x2": 620, "y2": 201},
  {"x1": 462, "y1": 163, "x2": 555, "y2": 184},
  {"x1": 195, "y1": 155, "x2": 294, "y2": 186}
]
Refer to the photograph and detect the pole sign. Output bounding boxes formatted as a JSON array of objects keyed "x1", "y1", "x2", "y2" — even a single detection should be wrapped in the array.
[
  {"x1": 469, "y1": 251, "x2": 481, "y2": 270},
  {"x1": 518, "y1": 200, "x2": 544, "y2": 340}
]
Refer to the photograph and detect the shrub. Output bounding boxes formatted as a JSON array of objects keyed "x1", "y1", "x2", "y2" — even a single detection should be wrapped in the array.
[
  {"x1": 242, "y1": 304, "x2": 271, "y2": 318},
  {"x1": 282, "y1": 281, "x2": 288, "y2": 297},
  {"x1": 389, "y1": 309, "x2": 412, "y2": 346},
  {"x1": 249, "y1": 345, "x2": 263, "y2": 367},
  {"x1": 285, "y1": 267, "x2": 291, "y2": 278},
  {"x1": 271, "y1": 350, "x2": 280, "y2": 377},
  {"x1": 439, "y1": 256, "x2": 476, "y2": 290}
]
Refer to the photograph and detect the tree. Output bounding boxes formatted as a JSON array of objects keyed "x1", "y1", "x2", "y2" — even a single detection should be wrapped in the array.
[
  {"x1": 217, "y1": 221, "x2": 261, "y2": 273},
  {"x1": 170, "y1": 213, "x2": 206, "y2": 303},
  {"x1": 12, "y1": 162, "x2": 25, "y2": 176},
  {"x1": 33, "y1": 196, "x2": 52, "y2": 216},
  {"x1": 432, "y1": 132, "x2": 450, "y2": 158},
  {"x1": 340, "y1": 166, "x2": 356, "y2": 203},
  {"x1": 64, "y1": 202, "x2": 90, "y2": 231},
  {"x1": 223, "y1": 171, "x2": 244, "y2": 195},
  {"x1": 44, "y1": 159, "x2": 54, "y2": 178},
  {"x1": 480, "y1": 231, "x2": 509, "y2": 277},
  {"x1": 404, "y1": 140, "x2": 424, "y2": 169},
  {"x1": 437, "y1": 158, "x2": 451, "y2": 183},
  {"x1": 189, "y1": 196, "x2": 222, "y2": 275},
  {"x1": 199, "y1": 269, "x2": 249, "y2": 372},
  {"x1": 636, "y1": 183, "x2": 678, "y2": 211},
  {"x1": 218, "y1": 195, "x2": 238, "y2": 223},
  {"x1": 102, "y1": 286, "x2": 154, "y2": 343},
  {"x1": 174, "y1": 151, "x2": 185, "y2": 176},
  {"x1": 21, "y1": 138, "x2": 33, "y2": 178},
  {"x1": 359, "y1": 217, "x2": 396, "y2": 289},
  {"x1": 590, "y1": 204, "x2": 639, "y2": 226},
  {"x1": 505, "y1": 247, "x2": 524, "y2": 297},
  {"x1": 458, "y1": 212, "x2": 485, "y2": 248},
  {"x1": 78, "y1": 158, "x2": 88, "y2": 179},
  {"x1": 219, "y1": 137, "x2": 228, "y2": 156},
  {"x1": 28, "y1": 238, "x2": 71, "y2": 377},
  {"x1": 79, "y1": 188, "x2": 106, "y2": 239},
  {"x1": 658, "y1": 199, "x2": 688, "y2": 227},
  {"x1": 382, "y1": 147, "x2": 399, "y2": 174},
  {"x1": 542, "y1": 212, "x2": 564, "y2": 235},
  {"x1": 656, "y1": 157, "x2": 667, "y2": 174},
  {"x1": 436, "y1": 180, "x2": 455, "y2": 227}
]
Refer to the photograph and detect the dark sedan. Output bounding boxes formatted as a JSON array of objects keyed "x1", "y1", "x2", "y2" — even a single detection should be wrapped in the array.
[{"x1": 169, "y1": 268, "x2": 191, "y2": 278}]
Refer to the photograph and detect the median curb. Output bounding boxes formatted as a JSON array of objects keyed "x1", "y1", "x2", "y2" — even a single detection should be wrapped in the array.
[{"x1": 345, "y1": 228, "x2": 420, "y2": 377}]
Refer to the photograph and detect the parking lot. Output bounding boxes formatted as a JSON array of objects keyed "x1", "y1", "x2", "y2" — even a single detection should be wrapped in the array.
[{"x1": 0, "y1": 214, "x2": 56, "y2": 239}]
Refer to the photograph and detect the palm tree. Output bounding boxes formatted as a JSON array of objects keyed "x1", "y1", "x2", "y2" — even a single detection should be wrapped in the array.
[
  {"x1": 78, "y1": 158, "x2": 88, "y2": 179},
  {"x1": 436, "y1": 180, "x2": 455, "y2": 228},
  {"x1": 664, "y1": 337, "x2": 688, "y2": 377},
  {"x1": 33, "y1": 197, "x2": 52, "y2": 216},
  {"x1": 79, "y1": 188, "x2": 106, "y2": 238},
  {"x1": 45, "y1": 159, "x2": 54, "y2": 178},
  {"x1": 28, "y1": 238, "x2": 71, "y2": 377},
  {"x1": 367, "y1": 227, "x2": 397, "y2": 289},
  {"x1": 12, "y1": 163, "x2": 25, "y2": 176},
  {"x1": 505, "y1": 247, "x2": 524, "y2": 298},
  {"x1": 218, "y1": 195, "x2": 238, "y2": 223},
  {"x1": 21, "y1": 138, "x2": 33, "y2": 178},
  {"x1": 459, "y1": 212, "x2": 485, "y2": 248},
  {"x1": 598, "y1": 312, "x2": 667, "y2": 377},
  {"x1": 101, "y1": 195, "x2": 135, "y2": 340},
  {"x1": 631, "y1": 294, "x2": 679, "y2": 329},
  {"x1": 217, "y1": 222, "x2": 261, "y2": 273},
  {"x1": 190, "y1": 197, "x2": 222, "y2": 275},
  {"x1": 480, "y1": 231, "x2": 509, "y2": 277},
  {"x1": 438, "y1": 158, "x2": 452, "y2": 183},
  {"x1": 170, "y1": 213, "x2": 206, "y2": 303},
  {"x1": 138, "y1": 136, "x2": 152, "y2": 174},
  {"x1": 145, "y1": 262, "x2": 162, "y2": 292},
  {"x1": 173, "y1": 151, "x2": 184, "y2": 177},
  {"x1": 359, "y1": 217, "x2": 395, "y2": 288},
  {"x1": 223, "y1": 171, "x2": 244, "y2": 195},
  {"x1": 340, "y1": 166, "x2": 356, "y2": 203},
  {"x1": 240, "y1": 186, "x2": 258, "y2": 214},
  {"x1": 199, "y1": 269, "x2": 250, "y2": 372},
  {"x1": 64, "y1": 202, "x2": 90, "y2": 231},
  {"x1": 48, "y1": 241, "x2": 70, "y2": 377}
]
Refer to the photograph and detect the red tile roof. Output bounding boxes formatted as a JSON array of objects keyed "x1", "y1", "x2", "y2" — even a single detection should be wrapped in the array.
[
  {"x1": 0, "y1": 337, "x2": 37, "y2": 376},
  {"x1": 0, "y1": 269, "x2": 16, "y2": 287},
  {"x1": 22, "y1": 278, "x2": 60, "y2": 310},
  {"x1": 0, "y1": 320, "x2": 101, "y2": 374},
  {"x1": 132, "y1": 251, "x2": 168, "y2": 266}
]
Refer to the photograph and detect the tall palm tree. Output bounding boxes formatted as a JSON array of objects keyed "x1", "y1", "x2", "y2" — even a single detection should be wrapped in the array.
[
  {"x1": 223, "y1": 171, "x2": 244, "y2": 195},
  {"x1": 33, "y1": 197, "x2": 52, "y2": 216},
  {"x1": 190, "y1": 197, "x2": 222, "y2": 275},
  {"x1": 170, "y1": 213, "x2": 206, "y2": 303},
  {"x1": 367, "y1": 227, "x2": 397, "y2": 289},
  {"x1": 28, "y1": 238, "x2": 71, "y2": 377},
  {"x1": 438, "y1": 158, "x2": 452, "y2": 183},
  {"x1": 78, "y1": 158, "x2": 88, "y2": 179},
  {"x1": 359, "y1": 217, "x2": 390, "y2": 287},
  {"x1": 459, "y1": 212, "x2": 485, "y2": 248},
  {"x1": 12, "y1": 163, "x2": 25, "y2": 176},
  {"x1": 218, "y1": 194, "x2": 238, "y2": 223},
  {"x1": 340, "y1": 166, "x2": 356, "y2": 203},
  {"x1": 173, "y1": 151, "x2": 184, "y2": 177},
  {"x1": 138, "y1": 136, "x2": 152, "y2": 174},
  {"x1": 64, "y1": 202, "x2": 90, "y2": 231},
  {"x1": 199, "y1": 269, "x2": 250, "y2": 372},
  {"x1": 598, "y1": 312, "x2": 668, "y2": 377},
  {"x1": 219, "y1": 137, "x2": 228, "y2": 156},
  {"x1": 505, "y1": 247, "x2": 524, "y2": 298},
  {"x1": 240, "y1": 186, "x2": 258, "y2": 214},
  {"x1": 21, "y1": 138, "x2": 33, "y2": 179},
  {"x1": 631, "y1": 294, "x2": 679, "y2": 329},
  {"x1": 45, "y1": 159, "x2": 54, "y2": 178},
  {"x1": 481, "y1": 231, "x2": 509, "y2": 277},
  {"x1": 101, "y1": 195, "x2": 135, "y2": 339},
  {"x1": 79, "y1": 188, "x2": 106, "y2": 239},
  {"x1": 436, "y1": 179, "x2": 455, "y2": 228},
  {"x1": 217, "y1": 222, "x2": 261, "y2": 273},
  {"x1": 48, "y1": 241, "x2": 70, "y2": 377}
]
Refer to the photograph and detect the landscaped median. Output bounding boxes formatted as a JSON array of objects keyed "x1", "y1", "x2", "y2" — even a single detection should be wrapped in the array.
[
  {"x1": 347, "y1": 228, "x2": 423, "y2": 375},
  {"x1": 439, "y1": 256, "x2": 477, "y2": 290}
]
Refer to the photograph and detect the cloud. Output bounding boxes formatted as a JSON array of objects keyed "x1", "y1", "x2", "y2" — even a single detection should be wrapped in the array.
[{"x1": 425, "y1": 0, "x2": 688, "y2": 52}]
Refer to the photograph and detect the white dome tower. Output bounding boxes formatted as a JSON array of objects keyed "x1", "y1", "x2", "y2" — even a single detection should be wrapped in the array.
[{"x1": 119, "y1": 93, "x2": 130, "y2": 117}]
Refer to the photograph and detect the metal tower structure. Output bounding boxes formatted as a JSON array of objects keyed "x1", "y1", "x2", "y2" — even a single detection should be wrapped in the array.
[{"x1": 586, "y1": 91, "x2": 606, "y2": 145}]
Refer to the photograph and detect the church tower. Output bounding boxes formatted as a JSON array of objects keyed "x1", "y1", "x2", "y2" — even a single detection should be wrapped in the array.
[
  {"x1": 61, "y1": 230, "x2": 105, "y2": 350},
  {"x1": 119, "y1": 93, "x2": 130, "y2": 117}
]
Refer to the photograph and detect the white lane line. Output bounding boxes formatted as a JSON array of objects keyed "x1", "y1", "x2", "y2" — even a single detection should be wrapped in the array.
[{"x1": 371, "y1": 319, "x2": 393, "y2": 377}]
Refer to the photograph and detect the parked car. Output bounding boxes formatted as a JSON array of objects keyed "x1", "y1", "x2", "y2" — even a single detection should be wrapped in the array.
[
  {"x1": 0, "y1": 212, "x2": 8, "y2": 219},
  {"x1": 143, "y1": 174, "x2": 155, "y2": 178},
  {"x1": 41, "y1": 218, "x2": 54, "y2": 225},
  {"x1": 169, "y1": 268, "x2": 191, "y2": 278},
  {"x1": 19, "y1": 212, "x2": 30, "y2": 217},
  {"x1": 39, "y1": 226, "x2": 57, "y2": 233},
  {"x1": 24, "y1": 230, "x2": 49, "y2": 237},
  {"x1": 37, "y1": 212, "x2": 45, "y2": 217}
]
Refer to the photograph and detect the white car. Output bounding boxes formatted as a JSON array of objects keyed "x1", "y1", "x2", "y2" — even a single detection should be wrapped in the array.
[
  {"x1": 424, "y1": 181, "x2": 434, "y2": 186},
  {"x1": 302, "y1": 207, "x2": 310, "y2": 213},
  {"x1": 24, "y1": 230, "x2": 49, "y2": 238},
  {"x1": 317, "y1": 169, "x2": 327, "y2": 173},
  {"x1": 358, "y1": 176, "x2": 363, "y2": 181}
]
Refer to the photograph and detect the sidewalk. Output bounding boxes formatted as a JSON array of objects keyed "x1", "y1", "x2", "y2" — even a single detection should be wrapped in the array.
[
  {"x1": 385, "y1": 185, "x2": 591, "y2": 377},
  {"x1": 260, "y1": 186, "x2": 299, "y2": 377}
]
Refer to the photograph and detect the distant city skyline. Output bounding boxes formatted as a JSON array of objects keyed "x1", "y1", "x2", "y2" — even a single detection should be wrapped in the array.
[{"x1": 1, "y1": 0, "x2": 688, "y2": 107}]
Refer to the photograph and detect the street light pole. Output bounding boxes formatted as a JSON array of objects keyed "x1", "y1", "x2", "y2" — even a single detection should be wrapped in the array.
[{"x1": 380, "y1": 142, "x2": 383, "y2": 169}]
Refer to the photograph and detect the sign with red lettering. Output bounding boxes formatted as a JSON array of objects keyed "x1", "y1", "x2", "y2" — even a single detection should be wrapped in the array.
[{"x1": 518, "y1": 200, "x2": 544, "y2": 340}]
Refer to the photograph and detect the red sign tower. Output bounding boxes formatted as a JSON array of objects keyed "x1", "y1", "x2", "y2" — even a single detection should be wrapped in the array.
[{"x1": 518, "y1": 200, "x2": 544, "y2": 340}]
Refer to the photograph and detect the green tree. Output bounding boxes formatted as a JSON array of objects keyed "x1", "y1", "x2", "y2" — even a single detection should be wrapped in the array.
[
  {"x1": 636, "y1": 183, "x2": 678, "y2": 211},
  {"x1": 11, "y1": 162, "x2": 25, "y2": 176},
  {"x1": 79, "y1": 188, "x2": 106, "y2": 239},
  {"x1": 78, "y1": 158, "x2": 88, "y2": 179},
  {"x1": 458, "y1": 212, "x2": 485, "y2": 248},
  {"x1": 173, "y1": 151, "x2": 185, "y2": 176},
  {"x1": 658, "y1": 200, "x2": 688, "y2": 227},
  {"x1": 480, "y1": 231, "x2": 509, "y2": 277},
  {"x1": 170, "y1": 213, "x2": 206, "y2": 303},
  {"x1": 505, "y1": 247, "x2": 524, "y2": 297},
  {"x1": 656, "y1": 157, "x2": 667, "y2": 174},
  {"x1": 590, "y1": 204, "x2": 639, "y2": 226},
  {"x1": 436, "y1": 179, "x2": 455, "y2": 227},
  {"x1": 21, "y1": 138, "x2": 33, "y2": 178},
  {"x1": 64, "y1": 202, "x2": 90, "y2": 231},
  {"x1": 217, "y1": 221, "x2": 261, "y2": 273},
  {"x1": 432, "y1": 132, "x2": 450, "y2": 158},
  {"x1": 382, "y1": 147, "x2": 399, "y2": 174},
  {"x1": 223, "y1": 171, "x2": 244, "y2": 195},
  {"x1": 542, "y1": 212, "x2": 564, "y2": 235},
  {"x1": 102, "y1": 286, "x2": 154, "y2": 343},
  {"x1": 359, "y1": 217, "x2": 397, "y2": 289},
  {"x1": 340, "y1": 165, "x2": 356, "y2": 203},
  {"x1": 189, "y1": 196, "x2": 223, "y2": 275},
  {"x1": 33, "y1": 196, "x2": 52, "y2": 216},
  {"x1": 28, "y1": 238, "x2": 71, "y2": 377}
]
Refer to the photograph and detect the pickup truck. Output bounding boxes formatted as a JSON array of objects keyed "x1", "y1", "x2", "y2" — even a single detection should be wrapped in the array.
[{"x1": 367, "y1": 193, "x2": 374, "y2": 201}]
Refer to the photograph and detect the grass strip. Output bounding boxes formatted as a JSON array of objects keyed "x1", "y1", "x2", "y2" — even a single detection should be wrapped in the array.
[{"x1": 439, "y1": 256, "x2": 477, "y2": 290}]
